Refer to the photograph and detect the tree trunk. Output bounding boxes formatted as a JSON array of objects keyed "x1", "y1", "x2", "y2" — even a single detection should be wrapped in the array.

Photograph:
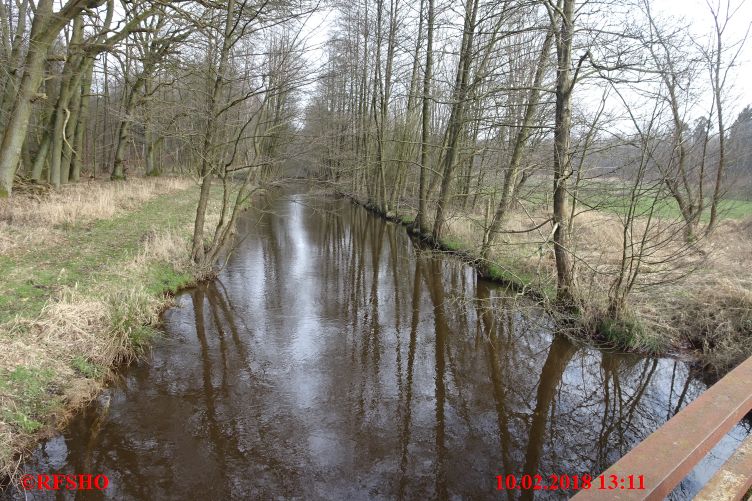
[
  {"x1": 0, "y1": 0, "x2": 28, "y2": 129},
  {"x1": 431, "y1": 0, "x2": 479, "y2": 240},
  {"x1": 0, "y1": 0, "x2": 105, "y2": 195},
  {"x1": 481, "y1": 29, "x2": 554, "y2": 261},
  {"x1": 51, "y1": 15, "x2": 84, "y2": 187},
  {"x1": 0, "y1": 0, "x2": 55, "y2": 196},
  {"x1": 192, "y1": 0, "x2": 237, "y2": 263},
  {"x1": 552, "y1": 0, "x2": 577, "y2": 304},
  {"x1": 707, "y1": 23, "x2": 726, "y2": 233},
  {"x1": 415, "y1": 0, "x2": 434, "y2": 235},
  {"x1": 30, "y1": 135, "x2": 51, "y2": 181},
  {"x1": 70, "y1": 59, "x2": 94, "y2": 182}
]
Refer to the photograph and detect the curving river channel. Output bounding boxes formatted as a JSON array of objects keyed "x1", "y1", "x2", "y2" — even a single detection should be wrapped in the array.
[{"x1": 12, "y1": 191, "x2": 751, "y2": 500}]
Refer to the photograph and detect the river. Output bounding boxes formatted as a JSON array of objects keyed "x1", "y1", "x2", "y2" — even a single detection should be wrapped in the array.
[{"x1": 11, "y1": 191, "x2": 751, "y2": 499}]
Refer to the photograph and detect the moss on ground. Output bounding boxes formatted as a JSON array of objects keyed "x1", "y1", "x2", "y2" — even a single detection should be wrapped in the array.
[
  {"x1": 440, "y1": 237, "x2": 464, "y2": 252},
  {"x1": 596, "y1": 316, "x2": 665, "y2": 354}
]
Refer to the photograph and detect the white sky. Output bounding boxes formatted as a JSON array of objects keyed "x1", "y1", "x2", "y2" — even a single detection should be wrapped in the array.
[
  {"x1": 298, "y1": 0, "x2": 751, "y2": 121},
  {"x1": 655, "y1": 0, "x2": 752, "y2": 118}
]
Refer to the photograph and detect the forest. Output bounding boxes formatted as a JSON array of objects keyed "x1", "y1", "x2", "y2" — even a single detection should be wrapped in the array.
[
  {"x1": 0, "y1": 0, "x2": 751, "y2": 497},
  {"x1": 299, "y1": 0, "x2": 752, "y2": 358}
]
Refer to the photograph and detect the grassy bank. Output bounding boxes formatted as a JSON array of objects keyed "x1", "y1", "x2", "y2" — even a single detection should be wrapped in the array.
[
  {"x1": 343, "y1": 189, "x2": 752, "y2": 370},
  {"x1": 0, "y1": 177, "x2": 219, "y2": 477}
]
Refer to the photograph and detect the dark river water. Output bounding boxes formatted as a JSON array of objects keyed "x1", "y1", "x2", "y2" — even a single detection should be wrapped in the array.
[{"x1": 9, "y1": 192, "x2": 751, "y2": 500}]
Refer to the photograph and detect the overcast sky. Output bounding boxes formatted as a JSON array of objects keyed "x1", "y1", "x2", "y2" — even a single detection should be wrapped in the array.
[
  {"x1": 657, "y1": 0, "x2": 752, "y2": 117},
  {"x1": 299, "y1": 0, "x2": 751, "y2": 122}
]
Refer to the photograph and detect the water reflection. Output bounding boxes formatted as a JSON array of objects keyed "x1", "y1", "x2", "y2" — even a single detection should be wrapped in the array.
[{"x1": 10, "y1": 192, "x2": 750, "y2": 500}]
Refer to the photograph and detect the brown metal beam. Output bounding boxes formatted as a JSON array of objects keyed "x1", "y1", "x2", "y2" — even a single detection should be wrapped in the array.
[
  {"x1": 694, "y1": 434, "x2": 752, "y2": 501},
  {"x1": 571, "y1": 356, "x2": 752, "y2": 501}
]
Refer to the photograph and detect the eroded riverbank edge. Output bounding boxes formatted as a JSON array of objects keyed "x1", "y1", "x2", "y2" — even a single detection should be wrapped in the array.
[
  {"x1": 0, "y1": 178, "x2": 233, "y2": 483},
  {"x1": 12, "y1": 185, "x2": 746, "y2": 500}
]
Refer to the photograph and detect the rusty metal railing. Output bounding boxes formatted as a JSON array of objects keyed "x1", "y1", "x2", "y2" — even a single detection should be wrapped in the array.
[{"x1": 572, "y1": 355, "x2": 752, "y2": 501}]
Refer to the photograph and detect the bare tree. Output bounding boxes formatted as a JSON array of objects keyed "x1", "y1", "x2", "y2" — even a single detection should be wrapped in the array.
[{"x1": 0, "y1": 0, "x2": 108, "y2": 196}]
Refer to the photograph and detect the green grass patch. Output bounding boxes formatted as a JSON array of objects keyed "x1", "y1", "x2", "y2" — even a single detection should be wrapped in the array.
[
  {"x1": 107, "y1": 288, "x2": 162, "y2": 353},
  {"x1": 2, "y1": 411, "x2": 43, "y2": 434},
  {"x1": 71, "y1": 356, "x2": 105, "y2": 379},
  {"x1": 485, "y1": 262, "x2": 556, "y2": 299},
  {"x1": 598, "y1": 316, "x2": 665, "y2": 353},
  {"x1": 0, "y1": 367, "x2": 59, "y2": 434},
  {"x1": 0, "y1": 187, "x2": 203, "y2": 325},
  {"x1": 713, "y1": 199, "x2": 752, "y2": 220},
  {"x1": 399, "y1": 214, "x2": 415, "y2": 225},
  {"x1": 522, "y1": 181, "x2": 752, "y2": 221},
  {"x1": 599, "y1": 317, "x2": 643, "y2": 346},
  {"x1": 440, "y1": 237, "x2": 464, "y2": 252},
  {"x1": 144, "y1": 262, "x2": 194, "y2": 296},
  {"x1": 486, "y1": 263, "x2": 515, "y2": 282}
]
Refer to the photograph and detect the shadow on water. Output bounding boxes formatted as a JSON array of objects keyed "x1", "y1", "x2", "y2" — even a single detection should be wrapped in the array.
[{"x1": 8, "y1": 190, "x2": 751, "y2": 500}]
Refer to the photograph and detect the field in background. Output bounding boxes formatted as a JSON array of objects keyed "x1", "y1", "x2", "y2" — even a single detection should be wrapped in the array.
[
  {"x1": 389, "y1": 179, "x2": 752, "y2": 367},
  {"x1": 518, "y1": 179, "x2": 752, "y2": 221}
]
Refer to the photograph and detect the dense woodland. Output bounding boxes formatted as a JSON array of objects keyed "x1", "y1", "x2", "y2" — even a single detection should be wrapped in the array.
[
  {"x1": 301, "y1": 0, "x2": 752, "y2": 315},
  {"x1": 1, "y1": 0, "x2": 751, "y2": 344},
  {"x1": 0, "y1": 0, "x2": 315, "y2": 270}
]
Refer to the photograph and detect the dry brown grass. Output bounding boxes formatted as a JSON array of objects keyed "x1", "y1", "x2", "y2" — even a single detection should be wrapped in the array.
[
  {"x1": 352, "y1": 188, "x2": 752, "y2": 365},
  {"x1": 0, "y1": 176, "x2": 208, "y2": 478},
  {"x1": 641, "y1": 218, "x2": 752, "y2": 367},
  {"x1": 422, "y1": 202, "x2": 752, "y2": 364},
  {"x1": 0, "y1": 286, "x2": 167, "y2": 478},
  {"x1": 0, "y1": 177, "x2": 192, "y2": 256},
  {"x1": 129, "y1": 228, "x2": 191, "y2": 269}
]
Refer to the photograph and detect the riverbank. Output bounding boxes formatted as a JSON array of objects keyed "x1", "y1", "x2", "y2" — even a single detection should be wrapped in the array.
[
  {"x1": 14, "y1": 186, "x2": 742, "y2": 500},
  {"x1": 0, "y1": 177, "x2": 220, "y2": 478},
  {"x1": 338, "y1": 189, "x2": 752, "y2": 371}
]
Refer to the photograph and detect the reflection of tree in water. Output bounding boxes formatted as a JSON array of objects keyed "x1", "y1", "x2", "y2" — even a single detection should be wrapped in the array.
[
  {"x1": 427, "y1": 257, "x2": 450, "y2": 501},
  {"x1": 188, "y1": 198, "x2": 748, "y2": 499},
  {"x1": 518, "y1": 334, "x2": 577, "y2": 501},
  {"x1": 190, "y1": 287, "x2": 230, "y2": 488},
  {"x1": 21, "y1": 195, "x2": 747, "y2": 501},
  {"x1": 469, "y1": 279, "x2": 714, "y2": 498},
  {"x1": 398, "y1": 253, "x2": 422, "y2": 498},
  {"x1": 479, "y1": 284, "x2": 515, "y2": 501},
  {"x1": 590, "y1": 355, "x2": 659, "y2": 472}
]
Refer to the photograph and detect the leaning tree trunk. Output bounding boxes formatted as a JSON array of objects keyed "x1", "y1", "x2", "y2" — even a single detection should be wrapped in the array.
[
  {"x1": 0, "y1": 0, "x2": 105, "y2": 196},
  {"x1": 69, "y1": 58, "x2": 94, "y2": 182},
  {"x1": 0, "y1": 0, "x2": 28, "y2": 129},
  {"x1": 50, "y1": 16, "x2": 84, "y2": 187},
  {"x1": 192, "y1": 0, "x2": 237, "y2": 264},
  {"x1": 0, "y1": 0, "x2": 55, "y2": 196},
  {"x1": 111, "y1": 88, "x2": 138, "y2": 180},
  {"x1": 481, "y1": 29, "x2": 554, "y2": 261}
]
